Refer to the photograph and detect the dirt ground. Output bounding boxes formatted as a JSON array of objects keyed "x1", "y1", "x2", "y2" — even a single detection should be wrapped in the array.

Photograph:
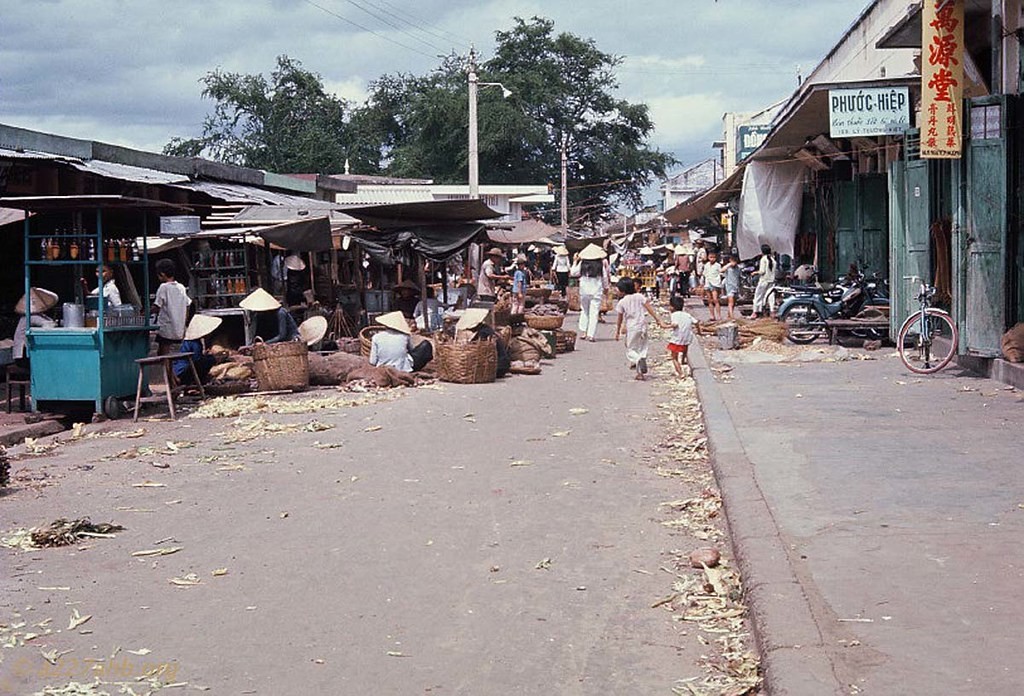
[{"x1": 0, "y1": 323, "x2": 759, "y2": 695}]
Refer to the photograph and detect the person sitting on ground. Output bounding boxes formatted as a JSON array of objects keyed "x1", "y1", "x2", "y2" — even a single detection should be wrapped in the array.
[
  {"x1": 369, "y1": 311, "x2": 433, "y2": 372},
  {"x1": 455, "y1": 307, "x2": 510, "y2": 377},
  {"x1": 173, "y1": 315, "x2": 222, "y2": 385},
  {"x1": 239, "y1": 287, "x2": 298, "y2": 344}
]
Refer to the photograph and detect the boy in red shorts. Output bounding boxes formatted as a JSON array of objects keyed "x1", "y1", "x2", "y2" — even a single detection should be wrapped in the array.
[{"x1": 667, "y1": 295, "x2": 695, "y2": 378}]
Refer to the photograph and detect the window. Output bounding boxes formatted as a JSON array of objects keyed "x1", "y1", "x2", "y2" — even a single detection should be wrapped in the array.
[{"x1": 970, "y1": 104, "x2": 1001, "y2": 139}]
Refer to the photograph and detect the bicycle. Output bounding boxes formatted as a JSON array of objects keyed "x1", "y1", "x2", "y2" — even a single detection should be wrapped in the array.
[{"x1": 896, "y1": 276, "x2": 959, "y2": 374}]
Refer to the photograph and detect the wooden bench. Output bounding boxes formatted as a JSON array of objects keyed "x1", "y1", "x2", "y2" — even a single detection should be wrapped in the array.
[
  {"x1": 5, "y1": 364, "x2": 30, "y2": 413},
  {"x1": 823, "y1": 318, "x2": 889, "y2": 345},
  {"x1": 133, "y1": 354, "x2": 205, "y2": 422}
]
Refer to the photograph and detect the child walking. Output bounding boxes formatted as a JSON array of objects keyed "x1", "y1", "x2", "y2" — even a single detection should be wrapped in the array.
[
  {"x1": 511, "y1": 256, "x2": 528, "y2": 315},
  {"x1": 703, "y1": 250, "x2": 724, "y2": 321},
  {"x1": 667, "y1": 295, "x2": 696, "y2": 378},
  {"x1": 723, "y1": 254, "x2": 741, "y2": 320},
  {"x1": 614, "y1": 277, "x2": 670, "y2": 381}
]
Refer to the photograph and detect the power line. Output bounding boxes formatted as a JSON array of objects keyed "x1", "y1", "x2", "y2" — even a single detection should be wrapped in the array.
[
  {"x1": 329, "y1": 0, "x2": 450, "y2": 54},
  {"x1": 368, "y1": 0, "x2": 473, "y2": 50},
  {"x1": 301, "y1": 0, "x2": 440, "y2": 59}
]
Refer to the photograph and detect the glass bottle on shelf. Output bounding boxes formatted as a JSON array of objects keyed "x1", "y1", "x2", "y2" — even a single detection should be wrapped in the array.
[
  {"x1": 39, "y1": 237, "x2": 48, "y2": 260},
  {"x1": 131, "y1": 239, "x2": 140, "y2": 261},
  {"x1": 87, "y1": 237, "x2": 96, "y2": 261},
  {"x1": 69, "y1": 237, "x2": 80, "y2": 260}
]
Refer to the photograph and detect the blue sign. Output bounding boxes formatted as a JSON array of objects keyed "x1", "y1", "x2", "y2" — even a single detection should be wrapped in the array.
[{"x1": 736, "y1": 125, "x2": 772, "y2": 162}]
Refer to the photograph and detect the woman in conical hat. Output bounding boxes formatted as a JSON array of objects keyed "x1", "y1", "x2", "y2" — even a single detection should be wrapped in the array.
[
  {"x1": 240, "y1": 288, "x2": 298, "y2": 344},
  {"x1": 576, "y1": 245, "x2": 606, "y2": 342},
  {"x1": 174, "y1": 314, "x2": 223, "y2": 385},
  {"x1": 298, "y1": 315, "x2": 328, "y2": 346},
  {"x1": 13, "y1": 287, "x2": 58, "y2": 370},
  {"x1": 370, "y1": 311, "x2": 432, "y2": 372}
]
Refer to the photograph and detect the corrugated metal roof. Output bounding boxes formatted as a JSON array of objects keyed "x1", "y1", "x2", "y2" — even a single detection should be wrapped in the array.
[
  {"x1": 0, "y1": 146, "x2": 64, "y2": 161},
  {"x1": 334, "y1": 187, "x2": 435, "y2": 205},
  {"x1": 171, "y1": 181, "x2": 340, "y2": 208},
  {"x1": 67, "y1": 159, "x2": 190, "y2": 185}
]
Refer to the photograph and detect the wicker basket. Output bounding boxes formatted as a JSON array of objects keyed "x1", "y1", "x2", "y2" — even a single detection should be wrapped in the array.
[
  {"x1": 252, "y1": 340, "x2": 309, "y2": 392},
  {"x1": 436, "y1": 338, "x2": 497, "y2": 384},
  {"x1": 566, "y1": 286, "x2": 581, "y2": 311},
  {"x1": 359, "y1": 325, "x2": 388, "y2": 357},
  {"x1": 555, "y1": 329, "x2": 577, "y2": 354},
  {"x1": 525, "y1": 287, "x2": 552, "y2": 302},
  {"x1": 492, "y1": 306, "x2": 511, "y2": 326},
  {"x1": 525, "y1": 313, "x2": 565, "y2": 330},
  {"x1": 497, "y1": 325, "x2": 512, "y2": 346}
]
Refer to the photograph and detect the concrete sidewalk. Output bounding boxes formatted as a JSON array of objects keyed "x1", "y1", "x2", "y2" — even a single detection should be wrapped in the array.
[{"x1": 688, "y1": 303, "x2": 1024, "y2": 694}]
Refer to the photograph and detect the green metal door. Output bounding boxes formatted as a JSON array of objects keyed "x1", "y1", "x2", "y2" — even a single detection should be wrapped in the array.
[
  {"x1": 963, "y1": 96, "x2": 1010, "y2": 356},
  {"x1": 859, "y1": 174, "x2": 889, "y2": 278},
  {"x1": 835, "y1": 175, "x2": 889, "y2": 282},
  {"x1": 893, "y1": 157, "x2": 932, "y2": 334}
]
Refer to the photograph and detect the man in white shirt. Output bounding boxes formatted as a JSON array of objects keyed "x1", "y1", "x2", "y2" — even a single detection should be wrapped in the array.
[
  {"x1": 153, "y1": 258, "x2": 192, "y2": 355},
  {"x1": 476, "y1": 247, "x2": 510, "y2": 302}
]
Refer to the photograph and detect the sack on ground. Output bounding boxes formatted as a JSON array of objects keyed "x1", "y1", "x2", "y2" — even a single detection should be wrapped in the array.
[{"x1": 1002, "y1": 322, "x2": 1024, "y2": 362}]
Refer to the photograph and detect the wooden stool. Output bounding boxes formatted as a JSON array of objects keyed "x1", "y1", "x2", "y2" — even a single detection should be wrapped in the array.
[
  {"x1": 5, "y1": 364, "x2": 31, "y2": 413},
  {"x1": 133, "y1": 354, "x2": 204, "y2": 422}
]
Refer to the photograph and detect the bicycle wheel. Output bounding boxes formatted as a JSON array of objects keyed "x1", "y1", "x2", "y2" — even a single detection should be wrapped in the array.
[
  {"x1": 781, "y1": 302, "x2": 825, "y2": 344},
  {"x1": 897, "y1": 309, "x2": 958, "y2": 374}
]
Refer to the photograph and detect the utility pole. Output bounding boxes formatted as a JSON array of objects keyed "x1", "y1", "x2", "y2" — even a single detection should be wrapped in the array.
[
  {"x1": 467, "y1": 47, "x2": 480, "y2": 199},
  {"x1": 560, "y1": 133, "x2": 568, "y2": 235}
]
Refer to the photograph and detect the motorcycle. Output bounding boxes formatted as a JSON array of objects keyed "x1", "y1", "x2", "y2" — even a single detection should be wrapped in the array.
[{"x1": 776, "y1": 274, "x2": 889, "y2": 344}]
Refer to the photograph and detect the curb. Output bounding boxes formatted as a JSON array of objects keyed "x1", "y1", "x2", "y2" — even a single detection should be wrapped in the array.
[{"x1": 688, "y1": 339, "x2": 845, "y2": 696}]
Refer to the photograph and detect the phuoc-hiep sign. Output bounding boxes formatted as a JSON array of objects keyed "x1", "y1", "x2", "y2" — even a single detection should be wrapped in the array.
[
  {"x1": 828, "y1": 87, "x2": 910, "y2": 138},
  {"x1": 921, "y1": 0, "x2": 964, "y2": 158}
]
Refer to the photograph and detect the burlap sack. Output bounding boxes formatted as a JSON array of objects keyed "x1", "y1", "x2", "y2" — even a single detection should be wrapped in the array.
[{"x1": 1002, "y1": 323, "x2": 1024, "y2": 362}]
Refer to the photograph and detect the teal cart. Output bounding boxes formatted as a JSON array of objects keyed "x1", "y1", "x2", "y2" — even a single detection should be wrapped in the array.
[{"x1": 6, "y1": 195, "x2": 192, "y2": 417}]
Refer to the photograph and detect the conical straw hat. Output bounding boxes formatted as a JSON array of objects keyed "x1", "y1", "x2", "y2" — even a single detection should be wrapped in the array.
[
  {"x1": 553, "y1": 245, "x2": 570, "y2": 256},
  {"x1": 239, "y1": 287, "x2": 281, "y2": 311},
  {"x1": 455, "y1": 307, "x2": 489, "y2": 331},
  {"x1": 15, "y1": 287, "x2": 59, "y2": 315},
  {"x1": 579, "y1": 243, "x2": 607, "y2": 260},
  {"x1": 284, "y1": 254, "x2": 306, "y2": 271},
  {"x1": 184, "y1": 314, "x2": 222, "y2": 341},
  {"x1": 298, "y1": 315, "x2": 328, "y2": 346},
  {"x1": 375, "y1": 311, "x2": 412, "y2": 335}
]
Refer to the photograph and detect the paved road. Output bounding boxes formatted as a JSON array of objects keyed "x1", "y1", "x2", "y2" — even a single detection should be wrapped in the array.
[
  {"x1": 1, "y1": 322, "x2": 729, "y2": 695},
  {"x1": 694, "y1": 326, "x2": 1024, "y2": 695}
]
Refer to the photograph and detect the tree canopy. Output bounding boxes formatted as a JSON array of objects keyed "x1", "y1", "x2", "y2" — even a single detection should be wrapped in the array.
[{"x1": 165, "y1": 18, "x2": 675, "y2": 224}]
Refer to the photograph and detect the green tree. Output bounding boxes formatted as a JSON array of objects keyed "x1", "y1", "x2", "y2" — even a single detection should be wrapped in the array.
[
  {"x1": 356, "y1": 17, "x2": 674, "y2": 221},
  {"x1": 164, "y1": 55, "x2": 353, "y2": 174}
]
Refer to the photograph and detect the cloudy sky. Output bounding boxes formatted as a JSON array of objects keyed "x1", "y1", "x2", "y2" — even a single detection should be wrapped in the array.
[{"x1": 2, "y1": 0, "x2": 866, "y2": 202}]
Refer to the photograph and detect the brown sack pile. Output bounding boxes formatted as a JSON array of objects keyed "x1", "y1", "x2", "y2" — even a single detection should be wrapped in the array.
[
  {"x1": 509, "y1": 326, "x2": 554, "y2": 362},
  {"x1": 308, "y1": 352, "x2": 416, "y2": 388},
  {"x1": 1002, "y1": 323, "x2": 1024, "y2": 362}
]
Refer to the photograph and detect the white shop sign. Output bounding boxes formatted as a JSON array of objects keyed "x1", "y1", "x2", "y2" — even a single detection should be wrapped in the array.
[{"x1": 828, "y1": 87, "x2": 910, "y2": 138}]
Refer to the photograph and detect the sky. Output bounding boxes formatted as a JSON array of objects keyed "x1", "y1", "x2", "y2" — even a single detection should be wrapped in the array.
[{"x1": 1, "y1": 0, "x2": 869, "y2": 205}]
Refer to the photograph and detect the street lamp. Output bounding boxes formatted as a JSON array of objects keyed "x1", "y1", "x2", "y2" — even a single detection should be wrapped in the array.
[{"x1": 467, "y1": 59, "x2": 511, "y2": 200}]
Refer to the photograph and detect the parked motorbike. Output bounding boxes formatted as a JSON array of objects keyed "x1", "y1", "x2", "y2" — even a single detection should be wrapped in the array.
[{"x1": 776, "y1": 275, "x2": 888, "y2": 343}]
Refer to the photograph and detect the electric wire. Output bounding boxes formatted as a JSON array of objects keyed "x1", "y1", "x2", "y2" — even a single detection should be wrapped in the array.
[{"x1": 301, "y1": 0, "x2": 441, "y2": 59}]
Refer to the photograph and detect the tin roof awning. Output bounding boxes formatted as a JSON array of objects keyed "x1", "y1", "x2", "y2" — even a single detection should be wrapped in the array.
[
  {"x1": 66, "y1": 159, "x2": 190, "y2": 185},
  {"x1": 661, "y1": 166, "x2": 745, "y2": 225},
  {"x1": 755, "y1": 77, "x2": 920, "y2": 155},
  {"x1": 170, "y1": 181, "x2": 341, "y2": 208},
  {"x1": 341, "y1": 199, "x2": 503, "y2": 228},
  {"x1": 487, "y1": 218, "x2": 560, "y2": 244},
  {"x1": 0, "y1": 195, "x2": 192, "y2": 212}
]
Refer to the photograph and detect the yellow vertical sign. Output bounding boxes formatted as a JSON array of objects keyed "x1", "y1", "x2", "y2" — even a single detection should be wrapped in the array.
[{"x1": 921, "y1": 0, "x2": 964, "y2": 158}]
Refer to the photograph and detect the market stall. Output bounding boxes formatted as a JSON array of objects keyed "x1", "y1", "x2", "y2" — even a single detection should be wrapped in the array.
[{"x1": 4, "y1": 195, "x2": 191, "y2": 416}]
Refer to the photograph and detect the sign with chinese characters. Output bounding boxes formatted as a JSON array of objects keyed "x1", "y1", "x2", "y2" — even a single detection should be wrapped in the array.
[
  {"x1": 736, "y1": 124, "x2": 772, "y2": 163},
  {"x1": 921, "y1": 0, "x2": 964, "y2": 158},
  {"x1": 828, "y1": 87, "x2": 910, "y2": 137}
]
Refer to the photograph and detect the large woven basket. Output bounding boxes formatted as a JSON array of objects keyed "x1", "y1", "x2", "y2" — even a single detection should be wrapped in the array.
[
  {"x1": 252, "y1": 340, "x2": 309, "y2": 392},
  {"x1": 436, "y1": 338, "x2": 497, "y2": 384},
  {"x1": 555, "y1": 329, "x2": 577, "y2": 354},
  {"x1": 525, "y1": 313, "x2": 565, "y2": 330},
  {"x1": 525, "y1": 287, "x2": 552, "y2": 302},
  {"x1": 359, "y1": 325, "x2": 388, "y2": 357},
  {"x1": 492, "y1": 306, "x2": 511, "y2": 326}
]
